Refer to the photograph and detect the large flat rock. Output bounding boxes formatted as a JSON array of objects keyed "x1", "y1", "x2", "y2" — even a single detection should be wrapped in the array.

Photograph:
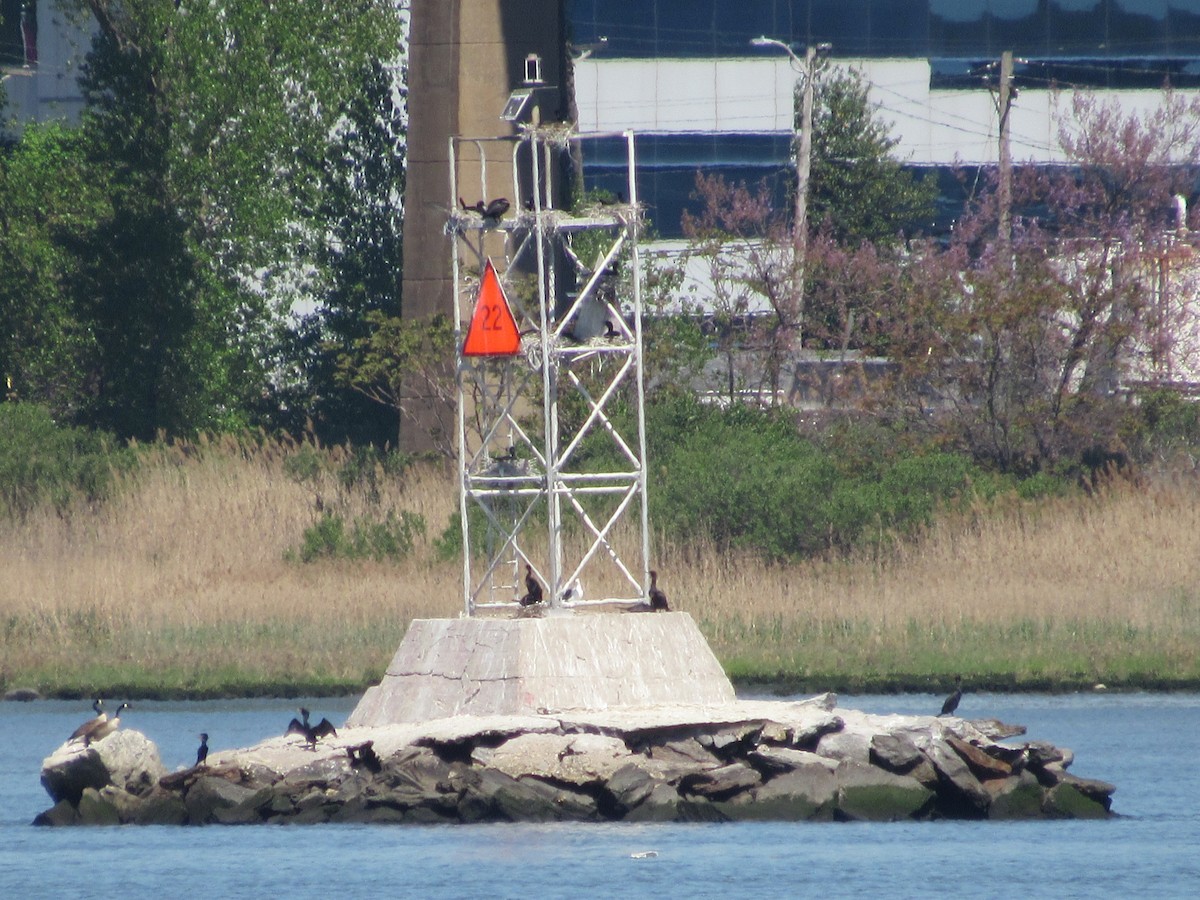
[{"x1": 347, "y1": 613, "x2": 736, "y2": 725}]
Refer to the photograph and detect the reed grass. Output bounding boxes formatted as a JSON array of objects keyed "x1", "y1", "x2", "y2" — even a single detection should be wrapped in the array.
[
  {"x1": 0, "y1": 435, "x2": 457, "y2": 697},
  {"x1": 671, "y1": 477, "x2": 1200, "y2": 690},
  {"x1": 3, "y1": 434, "x2": 1199, "y2": 697}
]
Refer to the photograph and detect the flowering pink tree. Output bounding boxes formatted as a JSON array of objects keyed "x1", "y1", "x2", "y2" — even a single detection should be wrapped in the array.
[
  {"x1": 875, "y1": 90, "x2": 1200, "y2": 470},
  {"x1": 680, "y1": 174, "x2": 796, "y2": 405}
]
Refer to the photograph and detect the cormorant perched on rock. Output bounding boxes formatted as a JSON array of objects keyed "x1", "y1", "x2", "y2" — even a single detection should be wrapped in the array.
[
  {"x1": 347, "y1": 741, "x2": 382, "y2": 773},
  {"x1": 286, "y1": 707, "x2": 338, "y2": 749},
  {"x1": 69, "y1": 699, "x2": 106, "y2": 745},
  {"x1": 520, "y1": 564, "x2": 544, "y2": 606},
  {"x1": 648, "y1": 570, "x2": 670, "y2": 612},
  {"x1": 86, "y1": 702, "x2": 130, "y2": 745},
  {"x1": 196, "y1": 733, "x2": 209, "y2": 766},
  {"x1": 938, "y1": 676, "x2": 963, "y2": 717},
  {"x1": 286, "y1": 707, "x2": 309, "y2": 734}
]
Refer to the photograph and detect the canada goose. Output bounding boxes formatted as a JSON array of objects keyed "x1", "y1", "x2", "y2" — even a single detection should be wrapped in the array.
[
  {"x1": 648, "y1": 570, "x2": 670, "y2": 611},
  {"x1": 286, "y1": 708, "x2": 338, "y2": 749},
  {"x1": 196, "y1": 733, "x2": 209, "y2": 766},
  {"x1": 69, "y1": 699, "x2": 106, "y2": 745},
  {"x1": 87, "y1": 702, "x2": 130, "y2": 745},
  {"x1": 519, "y1": 564, "x2": 544, "y2": 606},
  {"x1": 938, "y1": 676, "x2": 963, "y2": 717}
]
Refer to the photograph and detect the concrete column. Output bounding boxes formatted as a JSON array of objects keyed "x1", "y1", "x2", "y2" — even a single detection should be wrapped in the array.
[{"x1": 400, "y1": 0, "x2": 567, "y2": 454}]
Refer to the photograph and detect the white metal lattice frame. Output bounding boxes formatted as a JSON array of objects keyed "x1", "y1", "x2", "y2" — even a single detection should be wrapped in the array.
[{"x1": 449, "y1": 130, "x2": 650, "y2": 616}]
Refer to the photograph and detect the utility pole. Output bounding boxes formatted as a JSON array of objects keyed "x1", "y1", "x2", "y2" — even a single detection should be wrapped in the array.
[
  {"x1": 794, "y1": 44, "x2": 817, "y2": 342},
  {"x1": 997, "y1": 50, "x2": 1014, "y2": 250},
  {"x1": 752, "y1": 37, "x2": 830, "y2": 359}
]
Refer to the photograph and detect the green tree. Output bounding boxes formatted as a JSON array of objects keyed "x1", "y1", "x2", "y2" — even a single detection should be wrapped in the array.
[
  {"x1": 807, "y1": 67, "x2": 937, "y2": 247},
  {"x1": 286, "y1": 56, "x2": 408, "y2": 446},
  {"x1": 334, "y1": 312, "x2": 457, "y2": 458},
  {"x1": 0, "y1": 123, "x2": 106, "y2": 415},
  {"x1": 802, "y1": 67, "x2": 933, "y2": 355},
  {"x1": 54, "y1": 1, "x2": 405, "y2": 439}
]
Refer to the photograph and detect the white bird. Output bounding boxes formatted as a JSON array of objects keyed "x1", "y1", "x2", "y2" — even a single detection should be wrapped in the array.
[{"x1": 562, "y1": 577, "x2": 584, "y2": 603}]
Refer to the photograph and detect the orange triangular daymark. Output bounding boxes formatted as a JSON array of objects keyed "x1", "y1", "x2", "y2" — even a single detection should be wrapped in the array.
[{"x1": 463, "y1": 259, "x2": 521, "y2": 357}]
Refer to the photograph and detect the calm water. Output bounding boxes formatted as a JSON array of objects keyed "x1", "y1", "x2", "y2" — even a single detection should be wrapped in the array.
[{"x1": 1, "y1": 692, "x2": 1198, "y2": 899}]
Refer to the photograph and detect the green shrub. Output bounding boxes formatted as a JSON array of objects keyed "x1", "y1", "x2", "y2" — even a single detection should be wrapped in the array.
[
  {"x1": 1015, "y1": 470, "x2": 1069, "y2": 500},
  {"x1": 282, "y1": 442, "x2": 412, "y2": 496},
  {"x1": 434, "y1": 502, "x2": 521, "y2": 562},
  {"x1": 293, "y1": 509, "x2": 425, "y2": 563},
  {"x1": 589, "y1": 393, "x2": 1059, "y2": 561},
  {"x1": 433, "y1": 516, "x2": 463, "y2": 562},
  {"x1": 282, "y1": 443, "x2": 325, "y2": 483},
  {"x1": 336, "y1": 445, "x2": 412, "y2": 497},
  {"x1": 0, "y1": 403, "x2": 132, "y2": 518},
  {"x1": 1126, "y1": 389, "x2": 1200, "y2": 463}
]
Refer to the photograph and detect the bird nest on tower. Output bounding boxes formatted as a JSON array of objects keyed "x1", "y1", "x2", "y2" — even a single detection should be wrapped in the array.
[
  {"x1": 476, "y1": 448, "x2": 537, "y2": 484},
  {"x1": 519, "y1": 120, "x2": 576, "y2": 148}
]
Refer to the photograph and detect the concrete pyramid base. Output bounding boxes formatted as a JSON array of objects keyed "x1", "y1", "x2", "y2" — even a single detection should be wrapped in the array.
[{"x1": 347, "y1": 612, "x2": 736, "y2": 726}]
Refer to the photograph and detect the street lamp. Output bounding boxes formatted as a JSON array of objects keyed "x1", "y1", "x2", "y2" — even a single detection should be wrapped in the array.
[{"x1": 751, "y1": 37, "x2": 830, "y2": 350}]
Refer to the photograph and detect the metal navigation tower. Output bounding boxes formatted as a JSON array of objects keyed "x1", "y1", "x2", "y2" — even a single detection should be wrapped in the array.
[{"x1": 449, "y1": 128, "x2": 650, "y2": 615}]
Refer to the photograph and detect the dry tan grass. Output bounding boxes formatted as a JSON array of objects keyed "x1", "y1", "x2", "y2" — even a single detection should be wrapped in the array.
[
  {"x1": 665, "y1": 476, "x2": 1200, "y2": 682},
  {"x1": 673, "y1": 477, "x2": 1200, "y2": 628},
  {"x1": 0, "y1": 437, "x2": 461, "y2": 694},
  {"x1": 3, "y1": 436, "x2": 1200, "y2": 695}
]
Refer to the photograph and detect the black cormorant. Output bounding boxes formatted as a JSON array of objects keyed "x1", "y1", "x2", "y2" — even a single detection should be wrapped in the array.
[
  {"x1": 520, "y1": 564, "x2": 544, "y2": 606},
  {"x1": 286, "y1": 708, "x2": 338, "y2": 749},
  {"x1": 482, "y1": 197, "x2": 511, "y2": 220},
  {"x1": 648, "y1": 570, "x2": 670, "y2": 612},
  {"x1": 196, "y1": 733, "x2": 209, "y2": 766},
  {"x1": 286, "y1": 707, "x2": 310, "y2": 734},
  {"x1": 938, "y1": 675, "x2": 963, "y2": 717},
  {"x1": 458, "y1": 197, "x2": 510, "y2": 221},
  {"x1": 347, "y1": 741, "x2": 382, "y2": 773}
]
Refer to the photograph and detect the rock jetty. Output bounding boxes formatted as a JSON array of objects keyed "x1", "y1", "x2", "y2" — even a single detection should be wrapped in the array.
[{"x1": 36, "y1": 693, "x2": 1115, "y2": 826}]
